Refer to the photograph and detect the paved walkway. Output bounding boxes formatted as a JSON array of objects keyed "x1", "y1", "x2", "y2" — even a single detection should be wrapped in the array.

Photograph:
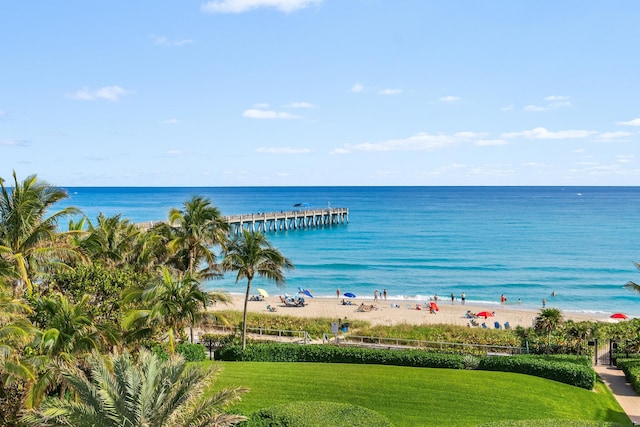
[{"x1": 594, "y1": 365, "x2": 640, "y2": 424}]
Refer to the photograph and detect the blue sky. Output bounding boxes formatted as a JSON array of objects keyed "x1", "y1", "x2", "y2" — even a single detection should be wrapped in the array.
[{"x1": 2, "y1": 1, "x2": 639, "y2": 186}]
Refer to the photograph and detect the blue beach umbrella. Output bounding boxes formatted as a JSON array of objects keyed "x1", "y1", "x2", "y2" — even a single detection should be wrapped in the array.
[{"x1": 344, "y1": 292, "x2": 356, "y2": 298}]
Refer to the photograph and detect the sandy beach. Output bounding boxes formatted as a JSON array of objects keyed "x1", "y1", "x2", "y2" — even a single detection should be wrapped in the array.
[{"x1": 212, "y1": 294, "x2": 611, "y2": 329}]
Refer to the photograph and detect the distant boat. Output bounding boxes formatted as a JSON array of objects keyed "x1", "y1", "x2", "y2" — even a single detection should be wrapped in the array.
[{"x1": 577, "y1": 193, "x2": 582, "y2": 196}]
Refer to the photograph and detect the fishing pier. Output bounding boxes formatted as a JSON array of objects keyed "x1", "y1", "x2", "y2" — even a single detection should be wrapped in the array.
[{"x1": 224, "y1": 207, "x2": 348, "y2": 235}]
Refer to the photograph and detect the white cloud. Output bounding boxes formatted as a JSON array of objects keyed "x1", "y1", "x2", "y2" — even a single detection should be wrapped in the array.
[
  {"x1": 344, "y1": 131, "x2": 478, "y2": 152},
  {"x1": 284, "y1": 101, "x2": 315, "y2": 108},
  {"x1": 0, "y1": 138, "x2": 28, "y2": 147},
  {"x1": 467, "y1": 166, "x2": 515, "y2": 177},
  {"x1": 595, "y1": 131, "x2": 633, "y2": 141},
  {"x1": 201, "y1": 0, "x2": 322, "y2": 14},
  {"x1": 618, "y1": 155, "x2": 634, "y2": 163},
  {"x1": 523, "y1": 162, "x2": 551, "y2": 168},
  {"x1": 502, "y1": 127, "x2": 596, "y2": 140},
  {"x1": 66, "y1": 86, "x2": 132, "y2": 102},
  {"x1": 150, "y1": 35, "x2": 194, "y2": 47},
  {"x1": 439, "y1": 95, "x2": 460, "y2": 103},
  {"x1": 350, "y1": 83, "x2": 364, "y2": 93},
  {"x1": 160, "y1": 118, "x2": 180, "y2": 124},
  {"x1": 617, "y1": 118, "x2": 640, "y2": 126},
  {"x1": 243, "y1": 109, "x2": 298, "y2": 119},
  {"x1": 256, "y1": 147, "x2": 311, "y2": 154},
  {"x1": 329, "y1": 148, "x2": 350, "y2": 155},
  {"x1": 524, "y1": 105, "x2": 547, "y2": 112},
  {"x1": 168, "y1": 149, "x2": 184, "y2": 156},
  {"x1": 475, "y1": 139, "x2": 508, "y2": 146},
  {"x1": 525, "y1": 96, "x2": 572, "y2": 111},
  {"x1": 379, "y1": 88, "x2": 402, "y2": 95},
  {"x1": 252, "y1": 102, "x2": 270, "y2": 108}
]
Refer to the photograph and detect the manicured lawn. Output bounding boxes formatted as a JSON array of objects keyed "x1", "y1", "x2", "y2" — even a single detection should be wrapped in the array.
[{"x1": 210, "y1": 362, "x2": 631, "y2": 426}]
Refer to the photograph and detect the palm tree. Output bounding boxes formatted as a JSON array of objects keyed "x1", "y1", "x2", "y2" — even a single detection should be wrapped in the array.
[
  {"x1": 0, "y1": 171, "x2": 80, "y2": 297},
  {"x1": 534, "y1": 307, "x2": 564, "y2": 354},
  {"x1": 22, "y1": 349, "x2": 248, "y2": 427},
  {"x1": 79, "y1": 213, "x2": 141, "y2": 269},
  {"x1": 157, "y1": 196, "x2": 229, "y2": 278},
  {"x1": 221, "y1": 230, "x2": 293, "y2": 350},
  {"x1": 25, "y1": 293, "x2": 112, "y2": 407},
  {"x1": 624, "y1": 261, "x2": 640, "y2": 294},
  {"x1": 123, "y1": 268, "x2": 219, "y2": 353}
]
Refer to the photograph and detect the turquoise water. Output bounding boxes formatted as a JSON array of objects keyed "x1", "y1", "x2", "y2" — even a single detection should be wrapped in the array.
[{"x1": 58, "y1": 186, "x2": 640, "y2": 317}]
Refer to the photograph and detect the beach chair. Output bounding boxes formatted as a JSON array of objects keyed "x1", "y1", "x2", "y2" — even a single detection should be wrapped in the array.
[
  {"x1": 481, "y1": 323, "x2": 488, "y2": 329},
  {"x1": 470, "y1": 319, "x2": 479, "y2": 327},
  {"x1": 494, "y1": 321, "x2": 501, "y2": 329},
  {"x1": 504, "y1": 321, "x2": 511, "y2": 329},
  {"x1": 266, "y1": 304, "x2": 277, "y2": 312}
]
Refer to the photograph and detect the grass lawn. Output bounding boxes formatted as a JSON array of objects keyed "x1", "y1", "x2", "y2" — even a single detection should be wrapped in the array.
[{"x1": 210, "y1": 362, "x2": 631, "y2": 426}]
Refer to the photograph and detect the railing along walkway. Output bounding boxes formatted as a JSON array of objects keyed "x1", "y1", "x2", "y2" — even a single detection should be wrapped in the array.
[{"x1": 322, "y1": 333, "x2": 525, "y2": 355}]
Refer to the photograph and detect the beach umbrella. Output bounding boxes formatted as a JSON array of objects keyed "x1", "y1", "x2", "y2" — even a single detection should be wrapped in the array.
[
  {"x1": 476, "y1": 311, "x2": 494, "y2": 319},
  {"x1": 298, "y1": 287, "x2": 314, "y2": 298},
  {"x1": 293, "y1": 202, "x2": 311, "y2": 208},
  {"x1": 610, "y1": 313, "x2": 628, "y2": 319},
  {"x1": 344, "y1": 292, "x2": 356, "y2": 298},
  {"x1": 257, "y1": 288, "x2": 269, "y2": 298}
]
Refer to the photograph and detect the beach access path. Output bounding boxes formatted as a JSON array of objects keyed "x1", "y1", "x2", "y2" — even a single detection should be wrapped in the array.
[{"x1": 594, "y1": 365, "x2": 640, "y2": 424}]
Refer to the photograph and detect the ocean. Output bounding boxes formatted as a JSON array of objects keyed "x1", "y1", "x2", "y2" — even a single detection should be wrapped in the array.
[{"x1": 57, "y1": 186, "x2": 640, "y2": 317}]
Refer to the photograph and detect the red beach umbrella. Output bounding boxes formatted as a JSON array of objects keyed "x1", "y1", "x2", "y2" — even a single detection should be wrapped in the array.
[
  {"x1": 476, "y1": 311, "x2": 494, "y2": 319},
  {"x1": 610, "y1": 313, "x2": 628, "y2": 319}
]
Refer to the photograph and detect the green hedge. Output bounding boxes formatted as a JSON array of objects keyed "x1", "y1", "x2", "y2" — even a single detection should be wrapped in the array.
[
  {"x1": 478, "y1": 355, "x2": 595, "y2": 390},
  {"x1": 241, "y1": 401, "x2": 393, "y2": 427},
  {"x1": 217, "y1": 344, "x2": 463, "y2": 369},
  {"x1": 217, "y1": 344, "x2": 596, "y2": 389},
  {"x1": 615, "y1": 358, "x2": 640, "y2": 394},
  {"x1": 176, "y1": 342, "x2": 206, "y2": 362}
]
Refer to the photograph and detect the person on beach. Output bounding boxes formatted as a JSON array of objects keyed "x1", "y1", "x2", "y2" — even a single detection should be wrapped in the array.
[
  {"x1": 542, "y1": 298, "x2": 546, "y2": 308},
  {"x1": 434, "y1": 294, "x2": 438, "y2": 302},
  {"x1": 551, "y1": 290, "x2": 556, "y2": 297},
  {"x1": 450, "y1": 293, "x2": 455, "y2": 304},
  {"x1": 461, "y1": 292, "x2": 466, "y2": 305},
  {"x1": 500, "y1": 294, "x2": 506, "y2": 305},
  {"x1": 336, "y1": 288, "x2": 340, "y2": 299},
  {"x1": 374, "y1": 290, "x2": 379, "y2": 302},
  {"x1": 383, "y1": 289, "x2": 387, "y2": 300}
]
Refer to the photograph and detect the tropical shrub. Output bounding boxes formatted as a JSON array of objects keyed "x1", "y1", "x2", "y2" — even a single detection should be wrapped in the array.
[
  {"x1": 176, "y1": 342, "x2": 206, "y2": 362},
  {"x1": 478, "y1": 354, "x2": 595, "y2": 389},
  {"x1": 218, "y1": 343, "x2": 464, "y2": 369},
  {"x1": 242, "y1": 401, "x2": 393, "y2": 427}
]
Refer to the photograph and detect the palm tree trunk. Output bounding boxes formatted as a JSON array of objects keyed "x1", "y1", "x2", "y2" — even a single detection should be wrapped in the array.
[{"x1": 242, "y1": 278, "x2": 252, "y2": 351}]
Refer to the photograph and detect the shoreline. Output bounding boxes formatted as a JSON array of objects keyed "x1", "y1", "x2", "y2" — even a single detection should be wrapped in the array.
[{"x1": 210, "y1": 294, "x2": 615, "y2": 329}]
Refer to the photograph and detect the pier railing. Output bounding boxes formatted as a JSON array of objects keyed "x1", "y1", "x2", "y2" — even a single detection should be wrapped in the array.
[
  {"x1": 137, "y1": 207, "x2": 348, "y2": 235},
  {"x1": 224, "y1": 207, "x2": 348, "y2": 235}
]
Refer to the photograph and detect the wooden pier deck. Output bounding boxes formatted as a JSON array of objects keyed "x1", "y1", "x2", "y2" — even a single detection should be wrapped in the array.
[
  {"x1": 137, "y1": 207, "x2": 348, "y2": 235},
  {"x1": 225, "y1": 207, "x2": 348, "y2": 235}
]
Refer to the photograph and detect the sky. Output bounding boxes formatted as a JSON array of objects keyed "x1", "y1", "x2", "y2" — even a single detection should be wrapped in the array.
[{"x1": 1, "y1": 0, "x2": 640, "y2": 187}]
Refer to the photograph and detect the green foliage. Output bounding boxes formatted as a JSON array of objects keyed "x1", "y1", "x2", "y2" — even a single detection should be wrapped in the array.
[
  {"x1": 218, "y1": 343, "x2": 464, "y2": 368},
  {"x1": 615, "y1": 358, "x2": 640, "y2": 394},
  {"x1": 176, "y1": 342, "x2": 206, "y2": 362},
  {"x1": 243, "y1": 401, "x2": 393, "y2": 427},
  {"x1": 462, "y1": 354, "x2": 480, "y2": 370},
  {"x1": 218, "y1": 344, "x2": 596, "y2": 389},
  {"x1": 47, "y1": 264, "x2": 145, "y2": 322},
  {"x1": 478, "y1": 354, "x2": 596, "y2": 389},
  {"x1": 150, "y1": 344, "x2": 169, "y2": 361}
]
